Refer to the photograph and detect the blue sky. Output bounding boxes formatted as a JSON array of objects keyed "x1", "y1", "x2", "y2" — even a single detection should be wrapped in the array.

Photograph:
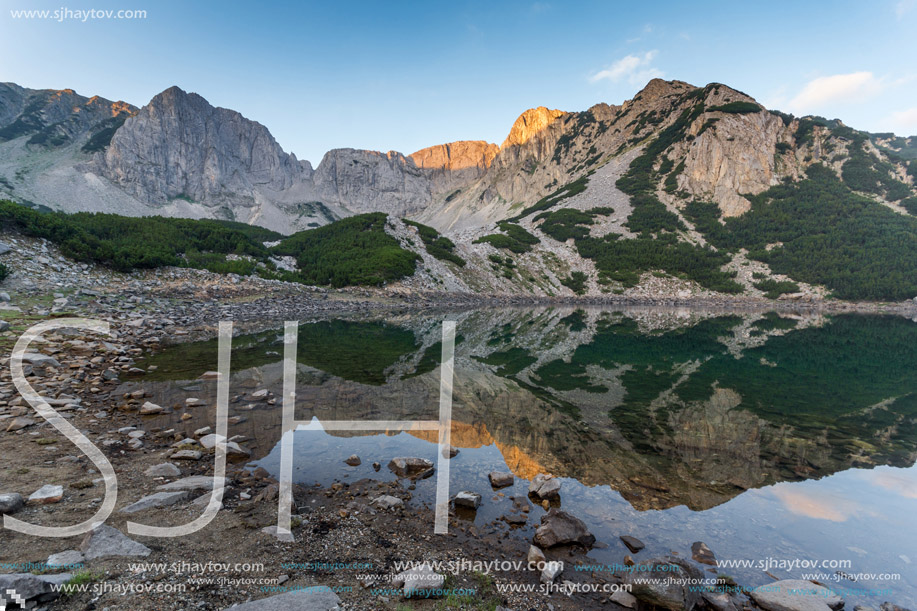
[{"x1": 2, "y1": 0, "x2": 916, "y2": 163}]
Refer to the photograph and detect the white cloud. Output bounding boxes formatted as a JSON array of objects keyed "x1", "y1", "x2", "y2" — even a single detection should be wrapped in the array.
[
  {"x1": 888, "y1": 107, "x2": 917, "y2": 131},
  {"x1": 896, "y1": 0, "x2": 916, "y2": 19},
  {"x1": 590, "y1": 51, "x2": 663, "y2": 86},
  {"x1": 786, "y1": 72, "x2": 884, "y2": 113}
]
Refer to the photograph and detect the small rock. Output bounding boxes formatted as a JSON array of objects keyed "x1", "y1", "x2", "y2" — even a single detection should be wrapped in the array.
[
  {"x1": 46, "y1": 550, "x2": 85, "y2": 568},
  {"x1": 611, "y1": 590, "x2": 638, "y2": 608},
  {"x1": 540, "y1": 560, "x2": 563, "y2": 584},
  {"x1": 372, "y1": 495, "x2": 404, "y2": 509},
  {"x1": 157, "y1": 476, "x2": 224, "y2": 492},
  {"x1": 28, "y1": 484, "x2": 64, "y2": 504},
  {"x1": 620, "y1": 535, "x2": 645, "y2": 553},
  {"x1": 489, "y1": 472, "x2": 515, "y2": 488},
  {"x1": 344, "y1": 454, "x2": 361, "y2": 466},
  {"x1": 139, "y1": 401, "x2": 163, "y2": 415},
  {"x1": 529, "y1": 473, "x2": 561, "y2": 500},
  {"x1": 144, "y1": 463, "x2": 181, "y2": 477},
  {"x1": 120, "y1": 491, "x2": 190, "y2": 513},
  {"x1": 533, "y1": 509, "x2": 595, "y2": 548},
  {"x1": 395, "y1": 563, "x2": 445, "y2": 598},
  {"x1": 6, "y1": 416, "x2": 36, "y2": 432},
  {"x1": 691, "y1": 541, "x2": 717, "y2": 566},
  {"x1": 751, "y1": 580, "x2": 845, "y2": 611},
  {"x1": 527, "y1": 545, "x2": 546, "y2": 568},
  {"x1": 170, "y1": 449, "x2": 203, "y2": 461},
  {"x1": 454, "y1": 491, "x2": 482, "y2": 509},
  {"x1": 388, "y1": 457, "x2": 434, "y2": 477}
]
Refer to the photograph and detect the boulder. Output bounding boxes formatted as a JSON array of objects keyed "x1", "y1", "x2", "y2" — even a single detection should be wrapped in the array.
[
  {"x1": 0, "y1": 492, "x2": 25, "y2": 514},
  {"x1": 0, "y1": 573, "x2": 71, "y2": 607},
  {"x1": 529, "y1": 473, "x2": 561, "y2": 500},
  {"x1": 171, "y1": 449, "x2": 202, "y2": 460},
  {"x1": 624, "y1": 558, "x2": 703, "y2": 611},
  {"x1": 0, "y1": 241, "x2": 10, "y2": 255},
  {"x1": 80, "y1": 525, "x2": 151, "y2": 560},
  {"x1": 533, "y1": 509, "x2": 595, "y2": 548},
  {"x1": 750, "y1": 580, "x2": 845, "y2": 611},
  {"x1": 527, "y1": 544, "x2": 546, "y2": 568},
  {"x1": 488, "y1": 472, "x2": 514, "y2": 488}
]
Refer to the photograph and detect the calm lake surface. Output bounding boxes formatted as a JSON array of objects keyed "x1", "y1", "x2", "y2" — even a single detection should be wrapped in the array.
[{"x1": 134, "y1": 307, "x2": 917, "y2": 605}]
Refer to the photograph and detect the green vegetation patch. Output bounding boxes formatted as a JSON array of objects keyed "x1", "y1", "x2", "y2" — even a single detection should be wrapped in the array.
[
  {"x1": 576, "y1": 233, "x2": 742, "y2": 293},
  {"x1": 561, "y1": 271, "x2": 588, "y2": 294},
  {"x1": 0, "y1": 262, "x2": 8, "y2": 283},
  {"x1": 710, "y1": 164, "x2": 917, "y2": 300},
  {"x1": 474, "y1": 222, "x2": 540, "y2": 254},
  {"x1": 510, "y1": 173, "x2": 592, "y2": 220},
  {"x1": 403, "y1": 219, "x2": 466, "y2": 267},
  {"x1": 753, "y1": 279, "x2": 800, "y2": 299},
  {"x1": 842, "y1": 143, "x2": 912, "y2": 201},
  {"x1": 534, "y1": 207, "x2": 611, "y2": 242},
  {"x1": 625, "y1": 193, "x2": 685, "y2": 235},
  {"x1": 707, "y1": 101, "x2": 762, "y2": 114},
  {"x1": 272, "y1": 213, "x2": 419, "y2": 287},
  {"x1": 0, "y1": 200, "x2": 279, "y2": 272}
]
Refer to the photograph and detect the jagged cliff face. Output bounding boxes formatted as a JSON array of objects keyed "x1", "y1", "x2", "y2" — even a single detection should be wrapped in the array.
[
  {"x1": 95, "y1": 86, "x2": 312, "y2": 207},
  {"x1": 0, "y1": 82, "x2": 135, "y2": 148}
]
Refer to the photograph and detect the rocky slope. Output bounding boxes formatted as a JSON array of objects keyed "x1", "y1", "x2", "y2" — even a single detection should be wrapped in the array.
[{"x1": 2, "y1": 79, "x2": 916, "y2": 301}]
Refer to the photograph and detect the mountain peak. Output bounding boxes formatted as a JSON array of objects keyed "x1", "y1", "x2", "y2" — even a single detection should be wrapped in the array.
[{"x1": 501, "y1": 106, "x2": 566, "y2": 149}]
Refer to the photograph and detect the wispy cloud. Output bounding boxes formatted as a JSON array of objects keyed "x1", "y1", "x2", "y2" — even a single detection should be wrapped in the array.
[
  {"x1": 786, "y1": 72, "x2": 884, "y2": 113},
  {"x1": 896, "y1": 0, "x2": 916, "y2": 19},
  {"x1": 589, "y1": 51, "x2": 663, "y2": 86},
  {"x1": 887, "y1": 107, "x2": 917, "y2": 132}
]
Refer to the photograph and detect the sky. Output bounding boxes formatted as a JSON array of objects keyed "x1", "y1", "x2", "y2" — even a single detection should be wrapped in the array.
[{"x1": 1, "y1": 0, "x2": 916, "y2": 164}]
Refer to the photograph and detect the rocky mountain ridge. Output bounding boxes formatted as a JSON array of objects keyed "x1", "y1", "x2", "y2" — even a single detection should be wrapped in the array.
[{"x1": 2, "y1": 78, "x2": 916, "y2": 301}]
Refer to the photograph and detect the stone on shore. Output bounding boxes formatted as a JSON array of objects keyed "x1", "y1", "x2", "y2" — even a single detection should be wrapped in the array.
[
  {"x1": 750, "y1": 580, "x2": 845, "y2": 611},
  {"x1": 533, "y1": 509, "x2": 595, "y2": 548},
  {"x1": 372, "y1": 495, "x2": 404, "y2": 509},
  {"x1": 454, "y1": 491, "x2": 482, "y2": 509},
  {"x1": 388, "y1": 457, "x2": 434, "y2": 477},
  {"x1": 620, "y1": 535, "x2": 645, "y2": 553},
  {"x1": 157, "y1": 475, "x2": 225, "y2": 492},
  {"x1": 0, "y1": 573, "x2": 72, "y2": 607},
  {"x1": 624, "y1": 559, "x2": 704, "y2": 611},
  {"x1": 0, "y1": 492, "x2": 25, "y2": 514},
  {"x1": 144, "y1": 462, "x2": 181, "y2": 477},
  {"x1": 120, "y1": 491, "x2": 190, "y2": 513},
  {"x1": 529, "y1": 473, "x2": 561, "y2": 500},
  {"x1": 80, "y1": 525, "x2": 151, "y2": 560},
  {"x1": 540, "y1": 560, "x2": 563, "y2": 584},
  {"x1": 139, "y1": 401, "x2": 164, "y2": 415},
  {"x1": 28, "y1": 484, "x2": 64, "y2": 504},
  {"x1": 489, "y1": 472, "x2": 514, "y2": 488},
  {"x1": 221, "y1": 587, "x2": 341, "y2": 610},
  {"x1": 691, "y1": 541, "x2": 717, "y2": 566},
  {"x1": 46, "y1": 550, "x2": 85, "y2": 568},
  {"x1": 394, "y1": 563, "x2": 445, "y2": 598}
]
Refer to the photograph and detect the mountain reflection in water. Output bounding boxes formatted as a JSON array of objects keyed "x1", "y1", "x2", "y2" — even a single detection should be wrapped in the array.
[{"x1": 131, "y1": 307, "x2": 917, "y2": 604}]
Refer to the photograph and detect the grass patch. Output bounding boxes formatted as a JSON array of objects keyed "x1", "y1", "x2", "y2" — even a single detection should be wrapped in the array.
[{"x1": 708, "y1": 101, "x2": 762, "y2": 114}]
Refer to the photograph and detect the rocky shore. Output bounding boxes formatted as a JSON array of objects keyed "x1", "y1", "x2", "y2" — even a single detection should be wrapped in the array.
[{"x1": 2, "y1": 231, "x2": 916, "y2": 610}]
